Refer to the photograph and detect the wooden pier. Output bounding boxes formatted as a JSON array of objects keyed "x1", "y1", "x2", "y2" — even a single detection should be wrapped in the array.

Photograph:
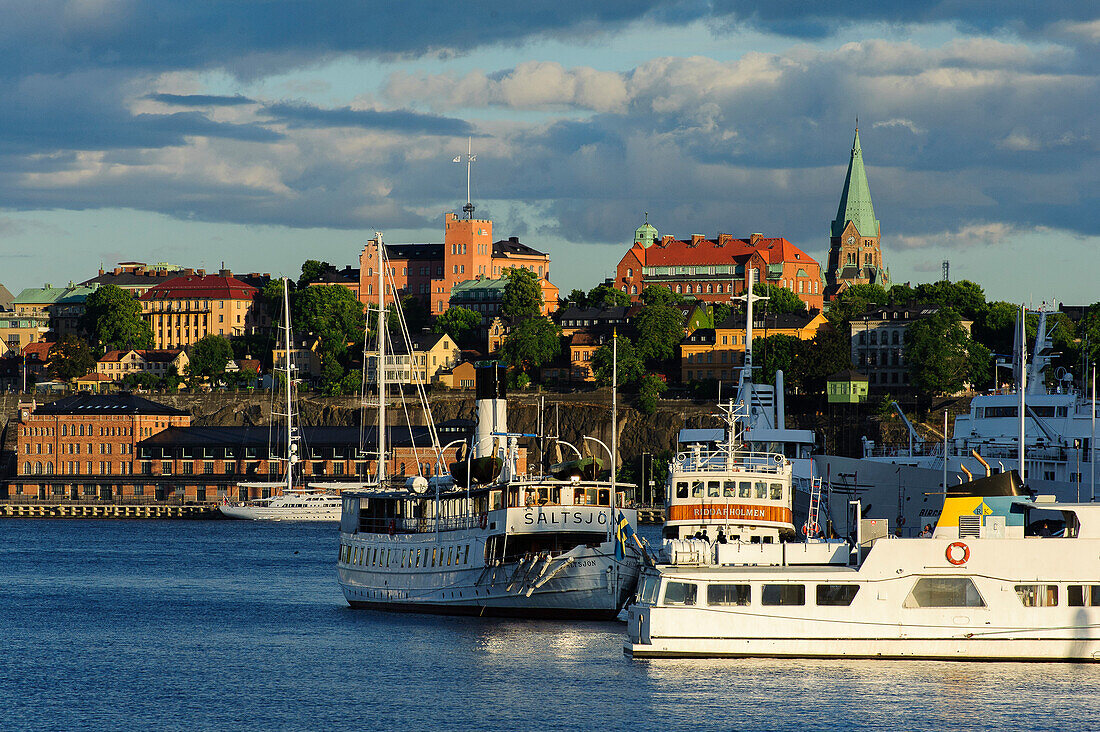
[{"x1": 0, "y1": 503, "x2": 219, "y2": 519}]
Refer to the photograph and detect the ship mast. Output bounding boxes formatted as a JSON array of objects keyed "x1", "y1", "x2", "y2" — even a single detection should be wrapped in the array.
[
  {"x1": 377, "y1": 234, "x2": 387, "y2": 487},
  {"x1": 282, "y1": 277, "x2": 298, "y2": 495}
]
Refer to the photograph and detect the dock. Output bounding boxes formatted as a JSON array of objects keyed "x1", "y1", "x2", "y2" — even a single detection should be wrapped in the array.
[{"x1": 0, "y1": 503, "x2": 220, "y2": 519}]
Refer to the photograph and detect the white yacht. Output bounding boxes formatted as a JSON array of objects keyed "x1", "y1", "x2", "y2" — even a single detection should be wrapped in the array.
[
  {"x1": 336, "y1": 237, "x2": 643, "y2": 618},
  {"x1": 627, "y1": 472, "x2": 1100, "y2": 662},
  {"x1": 219, "y1": 490, "x2": 342, "y2": 521},
  {"x1": 218, "y1": 278, "x2": 342, "y2": 522},
  {"x1": 815, "y1": 306, "x2": 1098, "y2": 533}
]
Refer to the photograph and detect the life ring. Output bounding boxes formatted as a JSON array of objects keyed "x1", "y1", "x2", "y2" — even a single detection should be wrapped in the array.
[
  {"x1": 802, "y1": 521, "x2": 817, "y2": 536},
  {"x1": 479, "y1": 512, "x2": 488, "y2": 530},
  {"x1": 945, "y1": 541, "x2": 970, "y2": 565}
]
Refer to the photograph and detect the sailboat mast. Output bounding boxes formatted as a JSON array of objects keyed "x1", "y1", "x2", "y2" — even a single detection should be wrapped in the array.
[
  {"x1": 1018, "y1": 305, "x2": 1027, "y2": 481},
  {"x1": 282, "y1": 277, "x2": 295, "y2": 495},
  {"x1": 377, "y1": 234, "x2": 387, "y2": 486},
  {"x1": 611, "y1": 329, "x2": 618, "y2": 511}
]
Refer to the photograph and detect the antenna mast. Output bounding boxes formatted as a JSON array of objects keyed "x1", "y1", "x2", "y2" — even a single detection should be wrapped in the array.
[{"x1": 454, "y1": 137, "x2": 477, "y2": 218}]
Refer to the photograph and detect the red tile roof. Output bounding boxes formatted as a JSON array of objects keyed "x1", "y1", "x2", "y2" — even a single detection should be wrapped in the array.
[
  {"x1": 140, "y1": 274, "x2": 258, "y2": 301},
  {"x1": 22, "y1": 342, "x2": 54, "y2": 360},
  {"x1": 631, "y1": 236, "x2": 817, "y2": 268},
  {"x1": 99, "y1": 349, "x2": 184, "y2": 363}
]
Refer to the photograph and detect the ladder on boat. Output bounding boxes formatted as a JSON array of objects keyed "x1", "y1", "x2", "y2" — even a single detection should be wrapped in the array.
[{"x1": 805, "y1": 475, "x2": 824, "y2": 538}]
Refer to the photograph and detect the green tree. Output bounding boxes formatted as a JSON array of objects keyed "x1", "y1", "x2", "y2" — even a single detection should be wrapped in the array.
[
  {"x1": 49, "y1": 336, "x2": 96, "y2": 381},
  {"x1": 587, "y1": 283, "x2": 630, "y2": 309},
  {"x1": 500, "y1": 317, "x2": 561, "y2": 374},
  {"x1": 298, "y1": 259, "x2": 331, "y2": 287},
  {"x1": 260, "y1": 278, "x2": 293, "y2": 318},
  {"x1": 754, "y1": 284, "x2": 806, "y2": 315},
  {"x1": 639, "y1": 285, "x2": 683, "y2": 308},
  {"x1": 827, "y1": 284, "x2": 888, "y2": 325},
  {"x1": 712, "y1": 302, "x2": 732, "y2": 326},
  {"x1": 501, "y1": 267, "x2": 543, "y2": 318},
  {"x1": 913, "y1": 280, "x2": 987, "y2": 320},
  {"x1": 590, "y1": 335, "x2": 645, "y2": 387},
  {"x1": 82, "y1": 284, "x2": 154, "y2": 352},
  {"x1": 400, "y1": 295, "x2": 431, "y2": 334},
  {"x1": 753, "y1": 333, "x2": 801, "y2": 387},
  {"x1": 633, "y1": 301, "x2": 685, "y2": 364},
  {"x1": 637, "y1": 374, "x2": 668, "y2": 415},
  {"x1": 564, "y1": 289, "x2": 589, "y2": 309},
  {"x1": 434, "y1": 306, "x2": 482, "y2": 343},
  {"x1": 798, "y1": 326, "x2": 852, "y2": 394},
  {"x1": 187, "y1": 334, "x2": 233, "y2": 380},
  {"x1": 905, "y1": 307, "x2": 991, "y2": 395},
  {"x1": 973, "y1": 301, "x2": 1019, "y2": 358},
  {"x1": 886, "y1": 283, "x2": 916, "y2": 305},
  {"x1": 291, "y1": 284, "x2": 365, "y2": 360}
]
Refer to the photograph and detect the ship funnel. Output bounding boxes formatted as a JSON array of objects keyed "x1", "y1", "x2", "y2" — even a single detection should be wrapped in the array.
[{"x1": 475, "y1": 365, "x2": 508, "y2": 459}]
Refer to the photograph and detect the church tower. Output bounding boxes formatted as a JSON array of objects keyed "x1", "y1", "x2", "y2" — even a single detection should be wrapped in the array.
[{"x1": 825, "y1": 129, "x2": 888, "y2": 299}]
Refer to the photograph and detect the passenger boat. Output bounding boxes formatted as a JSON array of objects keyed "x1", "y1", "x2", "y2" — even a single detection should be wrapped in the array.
[
  {"x1": 626, "y1": 471, "x2": 1100, "y2": 661},
  {"x1": 218, "y1": 278, "x2": 341, "y2": 522},
  {"x1": 336, "y1": 236, "x2": 643, "y2": 618}
]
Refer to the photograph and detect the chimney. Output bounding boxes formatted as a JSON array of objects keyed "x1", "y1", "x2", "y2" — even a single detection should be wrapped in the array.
[
  {"x1": 219, "y1": 269, "x2": 230, "y2": 277},
  {"x1": 660, "y1": 235, "x2": 675, "y2": 247},
  {"x1": 690, "y1": 234, "x2": 705, "y2": 247},
  {"x1": 750, "y1": 233, "x2": 763, "y2": 246},
  {"x1": 98, "y1": 268, "x2": 105, "y2": 276},
  {"x1": 718, "y1": 233, "x2": 733, "y2": 247},
  {"x1": 197, "y1": 269, "x2": 206, "y2": 276}
]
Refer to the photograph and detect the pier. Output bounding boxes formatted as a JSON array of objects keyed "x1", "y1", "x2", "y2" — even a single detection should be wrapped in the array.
[{"x1": 0, "y1": 502, "x2": 219, "y2": 519}]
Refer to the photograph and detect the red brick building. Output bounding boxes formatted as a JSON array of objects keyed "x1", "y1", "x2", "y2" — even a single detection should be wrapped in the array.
[
  {"x1": 11, "y1": 394, "x2": 191, "y2": 500},
  {"x1": 359, "y1": 213, "x2": 557, "y2": 315},
  {"x1": 615, "y1": 218, "x2": 824, "y2": 311}
]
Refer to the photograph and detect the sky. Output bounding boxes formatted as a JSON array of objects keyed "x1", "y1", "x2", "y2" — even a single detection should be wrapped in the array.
[{"x1": 1, "y1": 2, "x2": 1098, "y2": 305}]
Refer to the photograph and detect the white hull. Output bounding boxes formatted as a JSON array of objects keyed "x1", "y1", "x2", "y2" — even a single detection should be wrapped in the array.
[
  {"x1": 627, "y1": 534, "x2": 1100, "y2": 662},
  {"x1": 338, "y1": 505, "x2": 642, "y2": 619},
  {"x1": 219, "y1": 503, "x2": 341, "y2": 521}
]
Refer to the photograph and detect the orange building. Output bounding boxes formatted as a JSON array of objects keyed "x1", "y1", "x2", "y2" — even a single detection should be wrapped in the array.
[
  {"x1": 359, "y1": 213, "x2": 556, "y2": 315},
  {"x1": 616, "y1": 218, "x2": 824, "y2": 311},
  {"x1": 680, "y1": 310, "x2": 827, "y2": 383}
]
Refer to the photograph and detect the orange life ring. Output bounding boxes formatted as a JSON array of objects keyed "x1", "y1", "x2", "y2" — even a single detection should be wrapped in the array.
[
  {"x1": 945, "y1": 541, "x2": 970, "y2": 565},
  {"x1": 802, "y1": 521, "x2": 817, "y2": 536},
  {"x1": 479, "y1": 512, "x2": 488, "y2": 530}
]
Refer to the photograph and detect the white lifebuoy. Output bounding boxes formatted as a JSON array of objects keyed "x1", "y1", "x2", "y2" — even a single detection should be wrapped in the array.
[{"x1": 945, "y1": 541, "x2": 970, "y2": 565}]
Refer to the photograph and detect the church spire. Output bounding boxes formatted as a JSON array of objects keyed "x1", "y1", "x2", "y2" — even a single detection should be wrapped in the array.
[{"x1": 831, "y1": 128, "x2": 879, "y2": 239}]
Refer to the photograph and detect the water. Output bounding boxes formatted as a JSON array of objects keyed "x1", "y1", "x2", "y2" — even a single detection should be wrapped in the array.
[{"x1": 1, "y1": 520, "x2": 1096, "y2": 732}]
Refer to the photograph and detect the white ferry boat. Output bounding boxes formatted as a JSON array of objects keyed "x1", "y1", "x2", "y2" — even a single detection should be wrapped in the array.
[
  {"x1": 336, "y1": 237, "x2": 643, "y2": 618},
  {"x1": 664, "y1": 278, "x2": 816, "y2": 543},
  {"x1": 219, "y1": 278, "x2": 342, "y2": 522},
  {"x1": 626, "y1": 472, "x2": 1100, "y2": 662}
]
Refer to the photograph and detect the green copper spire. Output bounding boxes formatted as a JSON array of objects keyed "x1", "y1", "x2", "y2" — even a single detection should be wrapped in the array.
[{"x1": 831, "y1": 129, "x2": 880, "y2": 239}]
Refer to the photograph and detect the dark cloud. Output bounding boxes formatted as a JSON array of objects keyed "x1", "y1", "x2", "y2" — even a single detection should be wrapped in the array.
[
  {"x1": 263, "y1": 102, "x2": 473, "y2": 136},
  {"x1": 147, "y1": 93, "x2": 256, "y2": 107}
]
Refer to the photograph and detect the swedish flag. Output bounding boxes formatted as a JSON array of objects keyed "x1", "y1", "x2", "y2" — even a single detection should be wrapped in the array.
[{"x1": 614, "y1": 510, "x2": 634, "y2": 561}]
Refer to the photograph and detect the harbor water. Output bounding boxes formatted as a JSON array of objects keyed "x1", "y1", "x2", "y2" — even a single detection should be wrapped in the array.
[{"x1": 1, "y1": 520, "x2": 1096, "y2": 732}]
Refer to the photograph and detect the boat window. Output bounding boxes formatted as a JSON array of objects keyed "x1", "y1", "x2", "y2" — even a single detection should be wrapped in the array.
[
  {"x1": 598, "y1": 489, "x2": 610, "y2": 506},
  {"x1": 723, "y1": 481, "x2": 736, "y2": 497},
  {"x1": 662, "y1": 581, "x2": 697, "y2": 606},
  {"x1": 707, "y1": 584, "x2": 751, "y2": 606},
  {"x1": 762, "y1": 584, "x2": 805, "y2": 606},
  {"x1": 1015, "y1": 584, "x2": 1059, "y2": 607},
  {"x1": 431, "y1": 548, "x2": 438, "y2": 567},
  {"x1": 739, "y1": 482, "x2": 751, "y2": 498},
  {"x1": 463, "y1": 545, "x2": 470, "y2": 564},
  {"x1": 708, "y1": 481, "x2": 720, "y2": 497},
  {"x1": 638, "y1": 575, "x2": 660, "y2": 604},
  {"x1": 1068, "y1": 585, "x2": 1100, "y2": 606},
  {"x1": 816, "y1": 584, "x2": 860, "y2": 606},
  {"x1": 904, "y1": 578, "x2": 986, "y2": 608},
  {"x1": 691, "y1": 481, "x2": 704, "y2": 498},
  {"x1": 769, "y1": 483, "x2": 782, "y2": 500},
  {"x1": 754, "y1": 482, "x2": 767, "y2": 499},
  {"x1": 415, "y1": 549, "x2": 422, "y2": 567},
  {"x1": 447, "y1": 547, "x2": 454, "y2": 566}
]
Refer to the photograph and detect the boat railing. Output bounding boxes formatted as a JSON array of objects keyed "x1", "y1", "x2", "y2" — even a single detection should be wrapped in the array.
[
  {"x1": 357, "y1": 515, "x2": 482, "y2": 534},
  {"x1": 863, "y1": 443, "x2": 942, "y2": 459},
  {"x1": 673, "y1": 450, "x2": 787, "y2": 475}
]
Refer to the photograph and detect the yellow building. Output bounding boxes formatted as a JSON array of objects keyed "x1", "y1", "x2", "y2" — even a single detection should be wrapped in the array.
[
  {"x1": 0, "y1": 312, "x2": 50, "y2": 359},
  {"x1": 96, "y1": 350, "x2": 190, "y2": 382},
  {"x1": 680, "y1": 310, "x2": 827, "y2": 382},
  {"x1": 139, "y1": 272, "x2": 270, "y2": 350}
]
